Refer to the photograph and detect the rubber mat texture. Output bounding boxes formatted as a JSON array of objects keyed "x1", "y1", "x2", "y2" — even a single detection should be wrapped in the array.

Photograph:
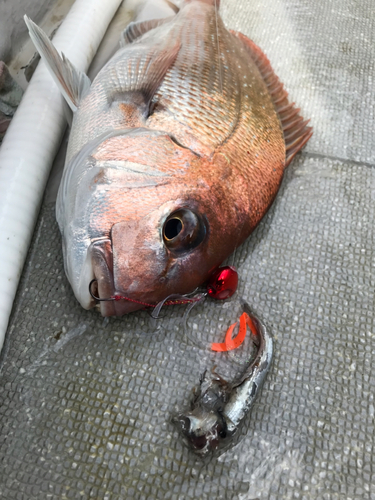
[{"x1": 0, "y1": 0, "x2": 374, "y2": 499}]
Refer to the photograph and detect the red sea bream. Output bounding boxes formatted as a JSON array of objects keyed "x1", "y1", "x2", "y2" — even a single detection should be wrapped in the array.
[{"x1": 25, "y1": 0, "x2": 312, "y2": 316}]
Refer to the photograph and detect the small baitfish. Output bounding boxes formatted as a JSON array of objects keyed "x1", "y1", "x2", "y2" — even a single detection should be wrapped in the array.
[
  {"x1": 25, "y1": 0, "x2": 312, "y2": 316},
  {"x1": 173, "y1": 301, "x2": 273, "y2": 457}
]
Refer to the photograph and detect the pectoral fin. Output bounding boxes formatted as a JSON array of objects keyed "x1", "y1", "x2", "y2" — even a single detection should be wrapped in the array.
[
  {"x1": 24, "y1": 16, "x2": 91, "y2": 112},
  {"x1": 110, "y1": 40, "x2": 181, "y2": 122},
  {"x1": 133, "y1": 41, "x2": 181, "y2": 106}
]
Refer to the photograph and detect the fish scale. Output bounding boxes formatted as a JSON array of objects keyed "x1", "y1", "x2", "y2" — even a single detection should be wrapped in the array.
[{"x1": 149, "y1": 8, "x2": 241, "y2": 150}]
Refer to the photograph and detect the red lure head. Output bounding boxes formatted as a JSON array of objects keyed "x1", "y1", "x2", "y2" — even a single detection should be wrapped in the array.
[{"x1": 206, "y1": 266, "x2": 238, "y2": 300}]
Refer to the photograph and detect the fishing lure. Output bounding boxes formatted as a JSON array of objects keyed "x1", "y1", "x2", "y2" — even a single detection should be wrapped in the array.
[{"x1": 173, "y1": 301, "x2": 273, "y2": 457}]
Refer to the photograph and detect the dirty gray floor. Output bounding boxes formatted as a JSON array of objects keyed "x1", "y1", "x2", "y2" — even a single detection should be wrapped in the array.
[{"x1": 1, "y1": 0, "x2": 375, "y2": 499}]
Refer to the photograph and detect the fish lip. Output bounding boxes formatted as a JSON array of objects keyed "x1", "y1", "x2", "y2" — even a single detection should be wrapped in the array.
[
  {"x1": 89, "y1": 238, "x2": 115, "y2": 316},
  {"x1": 89, "y1": 238, "x2": 142, "y2": 316}
]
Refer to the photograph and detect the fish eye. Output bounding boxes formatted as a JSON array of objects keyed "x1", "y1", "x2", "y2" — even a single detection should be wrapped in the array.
[
  {"x1": 164, "y1": 217, "x2": 183, "y2": 240},
  {"x1": 163, "y1": 209, "x2": 206, "y2": 252}
]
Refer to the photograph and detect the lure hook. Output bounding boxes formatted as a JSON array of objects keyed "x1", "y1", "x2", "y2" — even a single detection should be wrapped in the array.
[{"x1": 89, "y1": 279, "x2": 115, "y2": 302}]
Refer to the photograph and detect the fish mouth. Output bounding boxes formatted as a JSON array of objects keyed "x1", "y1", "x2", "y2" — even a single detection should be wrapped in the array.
[{"x1": 89, "y1": 239, "x2": 142, "y2": 316}]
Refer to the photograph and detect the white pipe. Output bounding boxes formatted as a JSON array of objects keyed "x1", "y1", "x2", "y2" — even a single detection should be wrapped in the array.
[{"x1": 0, "y1": 0, "x2": 124, "y2": 351}]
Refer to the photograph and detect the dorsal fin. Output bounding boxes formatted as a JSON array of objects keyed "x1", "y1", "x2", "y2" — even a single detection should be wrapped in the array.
[
  {"x1": 230, "y1": 30, "x2": 313, "y2": 167},
  {"x1": 24, "y1": 16, "x2": 91, "y2": 112},
  {"x1": 120, "y1": 17, "x2": 174, "y2": 46}
]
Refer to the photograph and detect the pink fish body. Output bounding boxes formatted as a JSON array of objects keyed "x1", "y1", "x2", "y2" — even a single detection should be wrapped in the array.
[{"x1": 25, "y1": 0, "x2": 312, "y2": 316}]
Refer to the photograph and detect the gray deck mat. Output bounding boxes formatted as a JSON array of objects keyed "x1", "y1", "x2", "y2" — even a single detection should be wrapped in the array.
[{"x1": 1, "y1": 0, "x2": 374, "y2": 498}]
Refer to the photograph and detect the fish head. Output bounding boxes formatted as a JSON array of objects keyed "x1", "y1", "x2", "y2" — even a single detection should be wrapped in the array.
[
  {"x1": 58, "y1": 129, "x2": 244, "y2": 316},
  {"x1": 172, "y1": 408, "x2": 227, "y2": 457},
  {"x1": 91, "y1": 199, "x2": 212, "y2": 316}
]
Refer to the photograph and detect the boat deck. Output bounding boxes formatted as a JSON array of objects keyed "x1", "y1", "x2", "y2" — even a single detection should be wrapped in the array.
[{"x1": 0, "y1": 0, "x2": 374, "y2": 498}]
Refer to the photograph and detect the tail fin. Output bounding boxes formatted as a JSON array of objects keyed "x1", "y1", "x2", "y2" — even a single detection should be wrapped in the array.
[{"x1": 24, "y1": 16, "x2": 91, "y2": 112}]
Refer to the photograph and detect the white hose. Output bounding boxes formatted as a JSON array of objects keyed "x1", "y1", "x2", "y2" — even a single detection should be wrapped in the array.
[{"x1": 0, "y1": 0, "x2": 124, "y2": 352}]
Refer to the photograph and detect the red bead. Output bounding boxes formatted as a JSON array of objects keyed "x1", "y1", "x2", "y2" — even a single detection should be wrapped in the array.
[{"x1": 206, "y1": 266, "x2": 238, "y2": 300}]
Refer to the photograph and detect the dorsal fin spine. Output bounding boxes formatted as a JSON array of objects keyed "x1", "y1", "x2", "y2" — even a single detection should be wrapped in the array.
[{"x1": 280, "y1": 107, "x2": 300, "y2": 122}]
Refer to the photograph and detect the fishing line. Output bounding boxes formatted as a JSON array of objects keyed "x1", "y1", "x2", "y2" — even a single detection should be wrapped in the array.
[{"x1": 89, "y1": 279, "x2": 204, "y2": 310}]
